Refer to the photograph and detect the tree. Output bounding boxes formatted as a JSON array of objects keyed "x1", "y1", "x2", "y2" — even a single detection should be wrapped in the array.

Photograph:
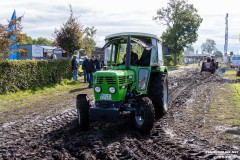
[
  {"x1": 53, "y1": 5, "x2": 84, "y2": 56},
  {"x1": 34, "y1": 37, "x2": 53, "y2": 45},
  {"x1": 201, "y1": 38, "x2": 217, "y2": 54},
  {"x1": 213, "y1": 50, "x2": 223, "y2": 59},
  {"x1": 0, "y1": 16, "x2": 25, "y2": 60},
  {"x1": 19, "y1": 35, "x2": 53, "y2": 46},
  {"x1": 184, "y1": 46, "x2": 194, "y2": 55},
  {"x1": 18, "y1": 34, "x2": 33, "y2": 44},
  {"x1": 83, "y1": 26, "x2": 97, "y2": 56},
  {"x1": 153, "y1": 0, "x2": 202, "y2": 65}
]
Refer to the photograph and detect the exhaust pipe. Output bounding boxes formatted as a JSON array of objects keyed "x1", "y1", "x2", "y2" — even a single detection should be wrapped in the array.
[{"x1": 125, "y1": 35, "x2": 131, "y2": 70}]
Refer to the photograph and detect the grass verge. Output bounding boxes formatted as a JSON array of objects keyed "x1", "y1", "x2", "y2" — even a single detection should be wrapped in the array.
[
  {"x1": 0, "y1": 78, "x2": 85, "y2": 112},
  {"x1": 209, "y1": 69, "x2": 240, "y2": 127}
]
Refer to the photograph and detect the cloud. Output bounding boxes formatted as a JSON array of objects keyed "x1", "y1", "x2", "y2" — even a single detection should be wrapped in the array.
[{"x1": 1, "y1": 0, "x2": 240, "y2": 53}]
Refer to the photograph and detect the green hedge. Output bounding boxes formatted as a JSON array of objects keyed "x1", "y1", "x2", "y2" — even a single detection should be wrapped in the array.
[{"x1": 0, "y1": 59, "x2": 72, "y2": 94}]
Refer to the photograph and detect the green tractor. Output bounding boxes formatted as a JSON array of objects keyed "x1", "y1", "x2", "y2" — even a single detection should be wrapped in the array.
[{"x1": 76, "y1": 32, "x2": 168, "y2": 132}]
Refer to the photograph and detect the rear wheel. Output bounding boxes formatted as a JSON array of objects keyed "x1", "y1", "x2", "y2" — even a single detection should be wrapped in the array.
[
  {"x1": 149, "y1": 73, "x2": 168, "y2": 119},
  {"x1": 132, "y1": 97, "x2": 155, "y2": 133},
  {"x1": 76, "y1": 94, "x2": 90, "y2": 129}
]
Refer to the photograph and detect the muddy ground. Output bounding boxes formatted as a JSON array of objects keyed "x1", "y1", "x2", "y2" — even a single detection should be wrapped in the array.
[{"x1": 0, "y1": 68, "x2": 240, "y2": 160}]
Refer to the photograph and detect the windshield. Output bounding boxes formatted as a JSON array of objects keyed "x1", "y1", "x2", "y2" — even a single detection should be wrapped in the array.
[
  {"x1": 104, "y1": 37, "x2": 152, "y2": 66},
  {"x1": 104, "y1": 43, "x2": 144, "y2": 66}
]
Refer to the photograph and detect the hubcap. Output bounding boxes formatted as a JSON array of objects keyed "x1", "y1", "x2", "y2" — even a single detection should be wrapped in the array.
[{"x1": 135, "y1": 107, "x2": 144, "y2": 126}]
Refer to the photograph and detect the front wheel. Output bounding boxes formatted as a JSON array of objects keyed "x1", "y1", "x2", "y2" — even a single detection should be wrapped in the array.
[
  {"x1": 132, "y1": 97, "x2": 155, "y2": 133},
  {"x1": 76, "y1": 94, "x2": 90, "y2": 129}
]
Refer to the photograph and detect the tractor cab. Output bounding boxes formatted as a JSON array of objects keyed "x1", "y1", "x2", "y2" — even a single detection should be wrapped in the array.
[{"x1": 76, "y1": 32, "x2": 168, "y2": 133}]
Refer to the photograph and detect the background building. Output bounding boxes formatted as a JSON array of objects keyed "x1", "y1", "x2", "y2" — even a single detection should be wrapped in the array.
[{"x1": 17, "y1": 44, "x2": 66, "y2": 60}]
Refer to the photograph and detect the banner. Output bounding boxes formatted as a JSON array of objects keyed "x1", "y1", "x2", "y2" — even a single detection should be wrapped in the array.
[{"x1": 8, "y1": 10, "x2": 18, "y2": 60}]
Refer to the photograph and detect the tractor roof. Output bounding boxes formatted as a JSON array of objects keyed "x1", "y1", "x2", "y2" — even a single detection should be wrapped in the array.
[{"x1": 105, "y1": 32, "x2": 160, "y2": 41}]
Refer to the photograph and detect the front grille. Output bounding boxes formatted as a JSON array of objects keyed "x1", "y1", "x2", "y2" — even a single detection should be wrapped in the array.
[
  {"x1": 95, "y1": 77, "x2": 104, "y2": 84},
  {"x1": 95, "y1": 76, "x2": 116, "y2": 84},
  {"x1": 119, "y1": 76, "x2": 127, "y2": 85},
  {"x1": 95, "y1": 76, "x2": 132, "y2": 85},
  {"x1": 105, "y1": 77, "x2": 116, "y2": 84}
]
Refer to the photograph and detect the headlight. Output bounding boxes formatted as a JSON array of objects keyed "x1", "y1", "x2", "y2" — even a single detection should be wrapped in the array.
[
  {"x1": 109, "y1": 87, "x2": 116, "y2": 93},
  {"x1": 95, "y1": 86, "x2": 101, "y2": 93}
]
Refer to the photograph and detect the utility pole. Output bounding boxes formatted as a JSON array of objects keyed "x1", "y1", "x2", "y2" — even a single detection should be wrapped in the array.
[{"x1": 224, "y1": 13, "x2": 228, "y2": 55}]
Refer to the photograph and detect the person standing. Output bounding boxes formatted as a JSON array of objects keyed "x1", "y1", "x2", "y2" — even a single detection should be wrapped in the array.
[
  {"x1": 71, "y1": 55, "x2": 79, "y2": 81},
  {"x1": 95, "y1": 55, "x2": 102, "y2": 71},
  {"x1": 50, "y1": 53, "x2": 57, "y2": 59},
  {"x1": 87, "y1": 56, "x2": 96, "y2": 88},
  {"x1": 82, "y1": 56, "x2": 89, "y2": 83}
]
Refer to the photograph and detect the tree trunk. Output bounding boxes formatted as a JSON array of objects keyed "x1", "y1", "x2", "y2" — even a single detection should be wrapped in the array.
[{"x1": 174, "y1": 52, "x2": 177, "y2": 65}]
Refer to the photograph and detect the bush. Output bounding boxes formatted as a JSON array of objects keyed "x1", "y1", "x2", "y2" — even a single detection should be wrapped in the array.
[{"x1": 0, "y1": 59, "x2": 72, "y2": 94}]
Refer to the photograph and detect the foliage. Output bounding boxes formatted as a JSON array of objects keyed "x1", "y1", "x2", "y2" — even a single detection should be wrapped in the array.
[
  {"x1": 33, "y1": 37, "x2": 53, "y2": 45},
  {"x1": 53, "y1": 5, "x2": 84, "y2": 56},
  {"x1": 213, "y1": 50, "x2": 223, "y2": 59},
  {"x1": 83, "y1": 27, "x2": 97, "y2": 56},
  {"x1": 0, "y1": 16, "x2": 26, "y2": 60},
  {"x1": 18, "y1": 34, "x2": 34, "y2": 44},
  {"x1": 153, "y1": 0, "x2": 202, "y2": 65},
  {"x1": 164, "y1": 55, "x2": 174, "y2": 66},
  {"x1": 0, "y1": 59, "x2": 72, "y2": 94},
  {"x1": 184, "y1": 46, "x2": 194, "y2": 55},
  {"x1": 201, "y1": 38, "x2": 217, "y2": 54},
  {"x1": 19, "y1": 35, "x2": 53, "y2": 46}
]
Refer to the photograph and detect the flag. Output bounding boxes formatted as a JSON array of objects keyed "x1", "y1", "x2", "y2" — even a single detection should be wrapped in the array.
[{"x1": 8, "y1": 10, "x2": 18, "y2": 60}]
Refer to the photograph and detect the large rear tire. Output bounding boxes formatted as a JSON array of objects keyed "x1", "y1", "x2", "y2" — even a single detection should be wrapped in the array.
[
  {"x1": 76, "y1": 94, "x2": 90, "y2": 129},
  {"x1": 132, "y1": 97, "x2": 155, "y2": 133},
  {"x1": 149, "y1": 72, "x2": 168, "y2": 119},
  {"x1": 201, "y1": 62, "x2": 205, "y2": 72}
]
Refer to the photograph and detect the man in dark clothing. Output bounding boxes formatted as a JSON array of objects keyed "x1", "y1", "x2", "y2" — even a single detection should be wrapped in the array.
[
  {"x1": 139, "y1": 48, "x2": 151, "y2": 66},
  {"x1": 71, "y1": 55, "x2": 79, "y2": 81},
  {"x1": 122, "y1": 45, "x2": 138, "y2": 65},
  {"x1": 87, "y1": 56, "x2": 96, "y2": 88},
  {"x1": 95, "y1": 55, "x2": 102, "y2": 71},
  {"x1": 82, "y1": 56, "x2": 89, "y2": 83}
]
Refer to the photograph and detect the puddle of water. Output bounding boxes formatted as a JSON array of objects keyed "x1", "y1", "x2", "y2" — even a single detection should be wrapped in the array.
[
  {"x1": 215, "y1": 125, "x2": 231, "y2": 132},
  {"x1": 215, "y1": 125, "x2": 240, "y2": 133},
  {"x1": 163, "y1": 128, "x2": 177, "y2": 138},
  {"x1": 2, "y1": 121, "x2": 16, "y2": 128}
]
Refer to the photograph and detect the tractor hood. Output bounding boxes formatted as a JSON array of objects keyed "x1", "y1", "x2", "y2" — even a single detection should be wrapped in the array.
[
  {"x1": 93, "y1": 70, "x2": 135, "y2": 102},
  {"x1": 93, "y1": 70, "x2": 134, "y2": 77}
]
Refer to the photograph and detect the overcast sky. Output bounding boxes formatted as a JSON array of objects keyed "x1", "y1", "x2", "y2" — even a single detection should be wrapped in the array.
[{"x1": 1, "y1": 0, "x2": 240, "y2": 53}]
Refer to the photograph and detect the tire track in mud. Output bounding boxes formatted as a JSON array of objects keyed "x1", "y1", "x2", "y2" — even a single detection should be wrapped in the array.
[{"x1": 1, "y1": 69, "x2": 238, "y2": 159}]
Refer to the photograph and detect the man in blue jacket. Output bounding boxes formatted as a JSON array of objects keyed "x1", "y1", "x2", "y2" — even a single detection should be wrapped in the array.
[
  {"x1": 82, "y1": 56, "x2": 89, "y2": 83},
  {"x1": 71, "y1": 55, "x2": 79, "y2": 81}
]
